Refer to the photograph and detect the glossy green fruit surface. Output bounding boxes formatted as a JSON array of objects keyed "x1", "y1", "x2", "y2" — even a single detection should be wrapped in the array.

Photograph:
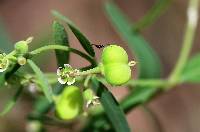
[
  {"x1": 101, "y1": 45, "x2": 128, "y2": 64},
  {"x1": 55, "y1": 86, "x2": 83, "y2": 120},
  {"x1": 103, "y1": 63, "x2": 131, "y2": 85},
  {"x1": 100, "y1": 45, "x2": 131, "y2": 86}
]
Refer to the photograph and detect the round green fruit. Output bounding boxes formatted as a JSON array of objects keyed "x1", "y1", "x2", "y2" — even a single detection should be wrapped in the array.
[
  {"x1": 55, "y1": 86, "x2": 83, "y2": 120},
  {"x1": 103, "y1": 63, "x2": 131, "y2": 85},
  {"x1": 100, "y1": 45, "x2": 132, "y2": 85},
  {"x1": 101, "y1": 45, "x2": 128, "y2": 65}
]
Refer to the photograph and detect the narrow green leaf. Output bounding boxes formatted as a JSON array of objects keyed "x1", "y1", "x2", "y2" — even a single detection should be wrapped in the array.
[
  {"x1": 33, "y1": 96, "x2": 52, "y2": 115},
  {"x1": 91, "y1": 77, "x2": 130, "y2": 132},
  {"x1": 27, "y1": 59, "x2": 53, "y2": 102},
  {"x1": 181, "y1": 53, "x2": 200, "y2": 83},
  {"x1": 133, "y1": 0, "x2": 172, "y2": 32},
  {"x1": 121, "y1": 88, "x2": 158, "y2": 112},
  {"x1": 105, "y1": 1, "x2": 162, "y2": 109},
  {"x1": 105, "y1": 2, "x2": 161, "y2": 78},
  {"x1": 53, "y1": 21, "x2": 69, "y2": 67},
  {"x1": 31, "y1": 84, "x2": 65, "y2": 116},
  {"x1": 52, "y1": 10, "x2": 95, "y2": 57},
  {"x1": 0, "y1": 73, "x2": 5, "y2": 88},
  {"x1": 84, "y1": 2, "x2": 163, "y2": 131},
  {"x1": 0, "y1": 86, "x2": 23, "y2": 116},
  {"x1": 30, "y1": 30, "x2": 69, "y2": 116}
]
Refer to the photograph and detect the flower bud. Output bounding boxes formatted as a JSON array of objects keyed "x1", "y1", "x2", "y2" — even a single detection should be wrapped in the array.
[
  {"x1": 83, "y1": 89, "x2": 100, "y2": 108},
  {"x1": 17, "y1": 56, "x2": 27, "y2": 66},
  {"x1": 15, "y1": 41, "x2": 29, "y2": 54},
  {"x1": 83, "y1": 89, "x2": 94, "y2": 101}
]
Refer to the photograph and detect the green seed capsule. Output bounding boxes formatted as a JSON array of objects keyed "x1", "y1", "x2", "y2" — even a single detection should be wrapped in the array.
[
  {"x1": 101, "y1": 45, "x2": 128, "y2": 64},
  {"x1": 100, "y1": 45, "x2": 132, "y2": 86},
  {"x1": 103, "y1": 63, "x2": 131, "y2": 85},
  {"x1": 55, "y1": 86, "x2": 83, "y2": 120},
  {"x1": 15, "y1": 41, "x2": 29, "y2": 54}
]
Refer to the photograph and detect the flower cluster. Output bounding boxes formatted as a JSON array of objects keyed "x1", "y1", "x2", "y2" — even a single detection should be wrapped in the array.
[
  {"x1": 0, "y1": 53, "x2": 9, "y2": 72},
  {"x1": 57, "y1": 64, "x2": 79, "y2": 85}
]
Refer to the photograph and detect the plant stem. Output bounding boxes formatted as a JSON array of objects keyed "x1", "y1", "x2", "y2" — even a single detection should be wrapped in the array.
[
  {"x1": 77, "y1": 66, "x2": 101, "y2": 76},
  {"x1": 29, "y1": 45, "x2": 97, "y2": 66},
  {"x1": 7, "y1": 50, "x2": 16, "y2": 57},
  {"x1": 97, "y1": 77, "x2": 168, "y2": 88},
  {"x1": 84, "y1": 75, "x2": 92, "y2": 88},
  {"x1": 133, "y1": 0, "x2": 172, "y2": 32},
  {"x1": 169, "y1": 0, "x2": 199, "y2": 87},
  {"x1": 127, "y1": 79, "x2": 168, "y2": 88}
]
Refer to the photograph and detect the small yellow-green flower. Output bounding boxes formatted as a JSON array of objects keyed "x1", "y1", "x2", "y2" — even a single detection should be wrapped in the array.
[
  {"x1": 0, "y1": 53, "x2": 9, "y2": 72},
  {"x1": 57, "y1": 64, "x2": 79, "y2": 85},
  {"x1": 83, "y1": 89, "x2": 100, "y2": 108}
]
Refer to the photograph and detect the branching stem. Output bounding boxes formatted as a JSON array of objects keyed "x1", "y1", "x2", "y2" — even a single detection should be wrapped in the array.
[
  {"x1": 169, "y1": 0, "x2": 199, "y2": 88},
  {"x1": 30, "y1": 45, "x2": 97, "y2": 66}
]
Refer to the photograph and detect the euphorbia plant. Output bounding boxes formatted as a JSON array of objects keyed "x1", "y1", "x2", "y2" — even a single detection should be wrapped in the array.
[
  {"x1": 0, "y1": 10, "x2": 136, "y2": 132},
  {"x1": 0, "y1": 0, "x2": 199, "y2": 131}
]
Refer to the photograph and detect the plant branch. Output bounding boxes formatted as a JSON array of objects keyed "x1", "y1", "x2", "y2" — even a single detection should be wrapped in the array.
[
  {"x1": 77, "y1": 67, "x2": 101, "y2": 76},
  {"x1": 133, "y1": 0, "x2": 172, "y2": 32},
  {"x1": 169, "y1": 0, "x2": 199, "y2": 87},
  {"x1": 127, "y1": 79, "x2": 168, "y2": 88},
  {"x1": 29, "y1": 45, "x2": 97, "y2": 66}
]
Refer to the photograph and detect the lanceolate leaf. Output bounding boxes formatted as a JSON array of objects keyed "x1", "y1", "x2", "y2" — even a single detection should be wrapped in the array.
[
  {"x1": 31, "y1": 83, "x2": 65, "y2": 116},
  {"x1": 91, "y1": 77, "x2": 130, "y2": 132},
  {"x1": 105, "y1": 2, "x2": 161, "y2": 78},
  {"x1": 52, "y1": 10, "x2": 95, "y2": 57},
  {"x1": 53, "y1": 21, "x2": 69, "y2": 67},
  {"x1": 84, "y1": 2, "x2": 163, "y2": 131},
  {"x1": 33, "y1": 96, "x2": 52, "y2": 115},
  {"x1": 121, "y1": 88, "x2": 158, "y2": 112},
  {"x1": 0, "y1": 73, "x2": 5, "y2": 88},
  {"x1": 27, "y1": 59, "x2": 53, "y2": 102},
  {"x1": 31, "y1": 39, "x2": 68, "y2": 115},
  {"x1": 0, "y1": 86, "x2": 23, "y2": 116},
  {"x1": 181, "y1": 53, "x2": 200, "y2": 83},
  {"x1": 104, "y1": 2, "x2": 162, "y2": 110}
]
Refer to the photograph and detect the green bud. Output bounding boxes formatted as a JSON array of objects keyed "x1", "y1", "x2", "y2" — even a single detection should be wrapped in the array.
[
  {"x1": 17, "y1": 56, "x2": 27, "y2": 65},
  {"x1": 83, "y1": 89, "x2": 94, "y2": 101},
  {"x1": 26, "y1": 121, "x2": 43, "y2": 132},
  {"x1": 15, "y1": 41, "x2": 29, "y2": 54},
  {"x1": 55, "y1": 86, "x2": 83, "y2": 120}
]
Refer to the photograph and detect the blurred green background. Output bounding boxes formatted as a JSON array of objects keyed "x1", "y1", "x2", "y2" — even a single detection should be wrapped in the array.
[{"x1": 0, "y1": 0, "x2": 200, "y2": 132}]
